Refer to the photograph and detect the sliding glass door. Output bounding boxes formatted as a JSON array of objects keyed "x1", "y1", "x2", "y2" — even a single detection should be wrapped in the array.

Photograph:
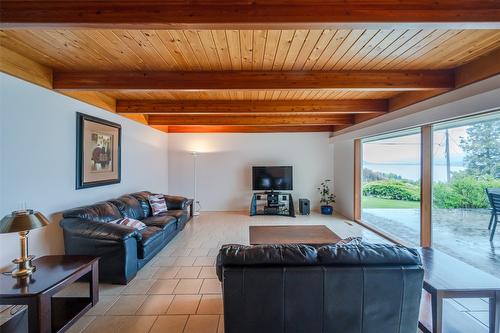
[
  {"x1": 361, "y1": 129, "x2": 421, "y2": 246},
  {"x1": 431, "y1": 113, "x2": 500, "y2": 276}
]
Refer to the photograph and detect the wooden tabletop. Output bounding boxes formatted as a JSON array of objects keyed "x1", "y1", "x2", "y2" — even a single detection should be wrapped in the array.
[
  {"x1": 249, "y1": 225, "x2": 341, "y2": 245},
  {"x1": 418, "y1": 248, "x2": 500, "y2": 292},
  {"x1": 0, "y1": 255, "x2": 99, "y2": 297}
]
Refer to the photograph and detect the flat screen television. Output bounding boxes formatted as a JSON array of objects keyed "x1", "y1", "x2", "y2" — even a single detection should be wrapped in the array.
[{"x1": 252, "y1": 166, "x2": 293, "y2": 191}]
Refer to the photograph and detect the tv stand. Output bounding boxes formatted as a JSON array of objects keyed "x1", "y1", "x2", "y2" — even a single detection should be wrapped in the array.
[{"x1": 250, "y1": 192, "x2": 295, "y2": 217}]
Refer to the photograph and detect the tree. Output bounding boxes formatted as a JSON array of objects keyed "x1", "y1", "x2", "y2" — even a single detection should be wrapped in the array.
[{"x1": 459, "y1": 119, "x2": 500, "y2": 178}]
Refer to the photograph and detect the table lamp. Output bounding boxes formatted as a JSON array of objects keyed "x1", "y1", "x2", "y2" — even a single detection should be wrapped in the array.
[{"x1": 0, "y1": 209, "x2": 49, "y2": 277}]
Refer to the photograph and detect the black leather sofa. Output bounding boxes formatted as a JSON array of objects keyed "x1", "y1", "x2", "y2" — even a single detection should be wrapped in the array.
[
  {"x1": 217, "y1": 243, "x2": 424, "y2": 333},
  {"x1": 60, "y1": 191, "x2": 191, "y2": 284}
]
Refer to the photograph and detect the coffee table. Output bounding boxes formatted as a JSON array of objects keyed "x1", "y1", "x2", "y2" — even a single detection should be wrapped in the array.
[{"x1": 249, "y1": 225, "x2": 341, "y2": 245}]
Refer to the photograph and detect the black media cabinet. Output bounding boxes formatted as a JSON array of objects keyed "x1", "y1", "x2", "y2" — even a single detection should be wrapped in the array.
[{"x1": 250, "y1": 192, "x2": 295, "y2": 217}]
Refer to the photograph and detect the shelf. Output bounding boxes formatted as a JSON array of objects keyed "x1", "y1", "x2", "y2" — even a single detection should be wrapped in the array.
[{"x1": 52, "y1": 297, "x2": 92, "y2": 333}]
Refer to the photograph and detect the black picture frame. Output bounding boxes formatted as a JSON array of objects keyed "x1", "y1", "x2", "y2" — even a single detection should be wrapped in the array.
[{"x1": 76, "y1": 112, "x2": 122, "y2": 189}]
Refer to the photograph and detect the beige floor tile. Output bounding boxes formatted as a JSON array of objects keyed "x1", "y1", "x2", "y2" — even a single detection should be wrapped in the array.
[
  {"x1": 174, "y1": 256, "x2": 196, "y2": 266},
  {"x1": 135, "y1": 266, "x2": 159, "y2": 279},
  {"x1": 99, "y1": 283, "x2": 126, "y2": 296},
  {"x1": 175, "y1": 266, "x2": 202, "y2": 278},
  {"x1": 174, "y1": 279, "x2": 203, "y2": 294},
  {"x1": 171, "y1": 248, "x2": 192, "y2": 256},
  {"x1": 193, "y1": 257, "x2": 216, "y2": 266},
  {"x1": 66, "y1": 315, "x2": 96, "y2": 333},
  {"x1": 208, "y1": 248, "x2": 220, "y2": 256},
  {"x1": 167, "y1": 295, "x2": 202, "y2": 314},
  {"x1": 149, "y1": 315, "x2": 189, "y2": 333},
  {"x1": 86, "y1": 295, "x2": 118, "y2": 315},
  {"x1": 55, "y1": 282, "x2": 89, "y2": 297},
  {"x1": 136, "y1": 295, "x2": 175, "y2": 315},
  {"x1": 121, "y1": 279, "x2": 156, "y2": 294},
  {"x1": 190, "y1": 248, "x2": 210, "y2": 256},
  {"x1": 154, "y1": 266, "x2": 181, "y2": 279},
  {"x1": 83, "y1": 315, "x2": 156, "y2": 333},
  {"x1": 217, "y1": 315, "x2": 224, "y2": 333},
  {"x1": 198, "y1": 267, "x2": 217, "y2": 279},
  {"x1": 183, "y1": 315, "x2": 219, "y2": 333},
  {"x1": 197, "y1": 295, "x2": 223, "y2": 315},
  {"x1": 106, "y1": 295, "x2": 146, "y2": 315},
  {"x1": 149, "y1": 279, "x2": 179, "y2": 294},
  {"x1": 155, "y1": 256, "x2": 177, "y2": 266},
  {"x1": 200, "y1": 279, "x2": 222, "y2": 294}
]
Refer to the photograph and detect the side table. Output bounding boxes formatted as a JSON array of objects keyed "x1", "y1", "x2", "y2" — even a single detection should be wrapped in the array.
[{"x1": 0, "y1": 255, "x2": 99, "y2": 333}]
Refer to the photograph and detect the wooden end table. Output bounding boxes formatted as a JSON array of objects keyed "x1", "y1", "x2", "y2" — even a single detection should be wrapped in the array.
[
  {"x1": 0, "y1": 255, "x2": 99, "y2": 333},
  {"x1": 418, "y1": 248, "x2": 500, "y2": 333},
  {"x1": 249, "y1": 225, "x2": 341, "y2": 245}
]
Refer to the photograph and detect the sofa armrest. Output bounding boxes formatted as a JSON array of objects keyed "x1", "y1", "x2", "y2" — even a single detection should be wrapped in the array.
[
  {"x1": 164, "y1": 195, "x2": 190, "y2": 210},
  {"x1": 60, "y1": 218, "x2": 142, "y2": 242}
]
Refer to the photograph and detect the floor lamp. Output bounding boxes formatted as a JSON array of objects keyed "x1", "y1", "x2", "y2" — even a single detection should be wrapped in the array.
[{"x1": 191, "y1": 151, "x2": 200, "y2": 216}]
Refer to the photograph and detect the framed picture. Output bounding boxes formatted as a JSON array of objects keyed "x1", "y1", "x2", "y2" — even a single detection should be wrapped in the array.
[{"x1": 76, "y1": 112, "x2": 121, "y2": 189}]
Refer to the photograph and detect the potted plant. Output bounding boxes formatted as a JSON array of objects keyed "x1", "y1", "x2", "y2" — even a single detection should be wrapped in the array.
[{"x1": 318, "y1": 179, "x2": 336, "y2": 215}]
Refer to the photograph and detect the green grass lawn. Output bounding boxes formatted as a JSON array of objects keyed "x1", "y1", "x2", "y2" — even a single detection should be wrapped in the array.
[{"x1": 362, "y1": 196, "x2": 420, "y2": 208}]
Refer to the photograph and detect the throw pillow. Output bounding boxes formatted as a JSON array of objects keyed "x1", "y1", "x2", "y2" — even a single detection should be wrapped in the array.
[
  {"x1": 336, "y1": 236, "x2": 363, "y2": 245},
  {"x1": 148, "y1": 194, "x2": 168, "y2": 216},
  {"x1": 110, "y1": 217, "x2": 146, "y2": 230}
]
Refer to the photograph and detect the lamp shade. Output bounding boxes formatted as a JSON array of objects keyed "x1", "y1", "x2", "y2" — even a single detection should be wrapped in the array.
[{"x1": 0, "y1": 209, "x2": 50, "y2": 233}]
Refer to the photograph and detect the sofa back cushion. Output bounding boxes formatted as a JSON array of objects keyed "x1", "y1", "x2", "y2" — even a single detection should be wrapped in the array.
[
  {"x1": 130, "y1": 191, "x2": 154, "y2": 217},
  {"x1": 110, "y1": 195, "x2": 145, "y2": 220},
  {"x1": 62, "y1": 202, "x2": 122, "y2": 223}
]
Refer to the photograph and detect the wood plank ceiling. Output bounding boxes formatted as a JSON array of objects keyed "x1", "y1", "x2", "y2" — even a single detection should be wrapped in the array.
[{"x1": 1, "y1": 1, "x2": 500, "y2": 133}]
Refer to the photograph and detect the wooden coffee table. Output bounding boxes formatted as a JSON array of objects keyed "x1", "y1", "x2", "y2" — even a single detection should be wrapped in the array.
[{"x1": 249, "y1": 225, "x2": 341, "y2": 245}]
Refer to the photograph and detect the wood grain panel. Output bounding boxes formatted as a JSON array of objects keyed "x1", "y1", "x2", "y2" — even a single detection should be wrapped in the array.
[
  {"x1": 161, "y1": 125, "x2": 335, "y2": 133},
  {"x1": 53, "y1": 70, "x2": 454, "y2": 90},
  {"x1": 117, "y1": 99, "x2": 388, "y2": 114},
  {"x1": 148, "y1": 114, "x2": 354, "y2": 125},
  {"x1": 2, "y1": 1, "x2": 500, "y2": 29},
  {"x1": 2, "y1": 30, "x2": 499, "y2": 72}
]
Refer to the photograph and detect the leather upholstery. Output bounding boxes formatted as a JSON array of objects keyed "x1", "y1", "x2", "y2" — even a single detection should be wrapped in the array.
[
  {"x1": 60, "y1": 191, "x2": 191, "y2": 284},
  {"x1": 63, "y1": 202, "x2": 122, "y2": 223},
  {"x1": 164, "y1": 194, "x2": 190, "y2": 210},
  {"x1": 110, "y1": 195, "x2": 145, "y2": 220},
  {"x1": 217, "y1": 243, "x2": 423, "y2": 333},
  {"x1": 130, "y1": 191, "x2": 154, "y2": 217}
]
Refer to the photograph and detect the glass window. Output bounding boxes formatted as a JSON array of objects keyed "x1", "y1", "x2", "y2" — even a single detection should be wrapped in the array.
[
  {"x1": 432, "y1": 112, "x2": 500, "y2": 276},
  {"x1": 361, "y1": 129, "x2": 421, "y2": 246}
]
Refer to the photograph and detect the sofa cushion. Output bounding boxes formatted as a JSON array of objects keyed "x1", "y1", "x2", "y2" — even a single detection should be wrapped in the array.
[
  {"x1": 166, "y1": 210, "x2": 189, "y2": 227},
  {"x1": 148, "y1": 194, "x2": 168, "y2": 216},
  {"x1": 130, "y1": 191, "x2": 154, "y2": 217},
  {"x1": 109, "y1": 195, "x2": 145, "y2": 220},
  {"x1": 142, "y1": 214, "x2": 177, "y2": 230},
  {"x1": 137, "y1": 226, "x2": 164, "y2": 259},
  {"x1": 62, "y1": 202, "x2": 122, "y2": 223}
]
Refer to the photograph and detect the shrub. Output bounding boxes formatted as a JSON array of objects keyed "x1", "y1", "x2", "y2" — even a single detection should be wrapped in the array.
[
  {"x1": 433, "y1": 175, "x2": 500, "y2": 209},
  {"x1": 362, "y1": 180, "x2": 420, "y2": 201}
]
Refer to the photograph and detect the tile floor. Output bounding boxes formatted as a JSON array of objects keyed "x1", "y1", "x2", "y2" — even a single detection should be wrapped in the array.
[
  {"x1": 1, "y1": 211, "x2": 488, "y2": 332},
  {"x1": 56, "y1": 211, "x2": 385, "y2": 333}
]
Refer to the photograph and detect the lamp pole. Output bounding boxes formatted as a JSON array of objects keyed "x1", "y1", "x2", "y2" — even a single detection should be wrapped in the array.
[{"x1": 192, "y1": 152, "x2": 200, "y2": 216}]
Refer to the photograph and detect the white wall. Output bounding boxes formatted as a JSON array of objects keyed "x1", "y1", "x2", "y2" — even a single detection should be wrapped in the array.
[
  {"x1": 0, "y1": 74, "x2": 169, "y2": 271},
  {"x1": 168, "y1": 133, "x2": 333, "y2": 212},
  {"x1": 332, "y1": 74, "x2": 500, "y2": 219}
]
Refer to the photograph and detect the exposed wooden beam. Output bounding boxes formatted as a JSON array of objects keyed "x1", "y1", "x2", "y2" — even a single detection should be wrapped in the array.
[
  {"x1": 2, "y1": 1, "x2": 500, "y2": 29},
  {"x1": 388, "y1": 48, "x2": 500, "y2": 112},
  {"x1": 0, "y1": 45, "x2": 116, "y2": 112},
  {"x1": 117, "y1": 99, "x2": 388, "y2": 115},
  {"x1": 53, "y1": 70, "x2": 454, "y2": 91},
  {"x1": 148, "y1": 114, "x2": 353, "y2": 126},
  {"x1": 158, "y1": 125, "x2": 334, "y2": 133}
]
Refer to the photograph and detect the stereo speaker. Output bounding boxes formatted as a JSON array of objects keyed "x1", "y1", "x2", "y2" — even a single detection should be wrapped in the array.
[{"x1": 299, "y1": 199, "x2": 310, "y2": 215}]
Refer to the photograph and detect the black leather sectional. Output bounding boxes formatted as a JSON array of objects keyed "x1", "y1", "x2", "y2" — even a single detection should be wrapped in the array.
[
  {"x1": 60, "y1": 191, "x2": 190, "y2": 284},
  {"x1": 217, "y1": 243, "x2": 424, "y2": 333}
]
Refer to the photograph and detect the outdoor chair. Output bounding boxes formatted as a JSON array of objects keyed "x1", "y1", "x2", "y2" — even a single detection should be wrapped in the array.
[{"x1": 486, "y1": 188, "x2": 500, "y2": 241}]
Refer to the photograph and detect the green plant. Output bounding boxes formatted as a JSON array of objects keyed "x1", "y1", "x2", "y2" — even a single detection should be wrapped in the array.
[
  {"x1": 362, "y1": 180, "x2": 420, "y2": 201},
  {"x1": 318, "y1": 179, "x2": 336, "y2": 205},
  {"x1": 433, "y1": 174, "x2": 500, "y2": 209}
]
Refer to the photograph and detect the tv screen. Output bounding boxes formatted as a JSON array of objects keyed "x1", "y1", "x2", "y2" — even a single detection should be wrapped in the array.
[{"x1": 252, "y1": 166, "x2": 293, "y2": 191}]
